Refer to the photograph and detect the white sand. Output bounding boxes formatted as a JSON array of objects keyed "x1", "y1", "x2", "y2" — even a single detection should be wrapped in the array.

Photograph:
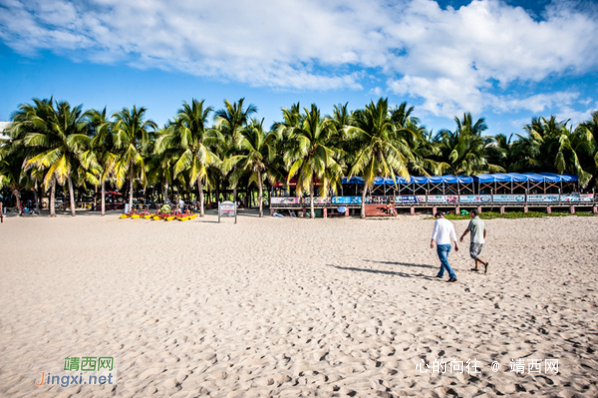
[{"x1": 1, "y1": 211, "x2": 597, "y2": 397}]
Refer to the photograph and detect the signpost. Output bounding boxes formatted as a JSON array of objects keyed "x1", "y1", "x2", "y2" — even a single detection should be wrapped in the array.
[{"x1": 218, "y1": 201, "x2": 237, "y2": 224}]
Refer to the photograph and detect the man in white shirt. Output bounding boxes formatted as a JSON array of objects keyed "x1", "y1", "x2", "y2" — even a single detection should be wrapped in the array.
[{"x1": 430, "y1": 211, "x2": 459, "y2": 282}]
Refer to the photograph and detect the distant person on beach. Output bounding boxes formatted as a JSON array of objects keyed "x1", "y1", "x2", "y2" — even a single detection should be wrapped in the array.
[
  {"x1": 430, "y1": 211, "x2": 459, "y2": 282},
  {"x1": 460, "y1": 209, "x2": 489, "y2": 273},
  {"x1": 0, "y1": 202, "x2": 3, "y2": 223}
]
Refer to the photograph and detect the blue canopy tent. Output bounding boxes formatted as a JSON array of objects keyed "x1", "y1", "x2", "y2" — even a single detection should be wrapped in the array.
[
  {"x1": 342, "y1": 172, "x2": 582, "y2": 196},
  {"x1": 474, "y1": 173, "x2": 532, "y2": 194},
  {"x1": 393, "y1": 175, "x2": 474, "y2": 195},
  {"x1": 474, "y1": 172, "x2": 579, "y2": 194},
  {"x1": 537, "y1": 172, "x2": 578, "y2": 183}
]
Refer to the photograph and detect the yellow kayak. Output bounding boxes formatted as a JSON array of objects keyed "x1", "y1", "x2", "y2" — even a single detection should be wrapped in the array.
[
  {"x1": 152, "y1": 216, "x2": 162, "y2": 221},
  {"x1": 143, "y1": 214, "x2": 154, "y2": 219},
  {"x1": 131, "y1": 214, "x2": 141, "y2": 219},
  {"x1": 164, "y1": 216, "x2": 177, "y2": 221},
  {"x1": 178, "y1": 213, "x2": 198, "y2": 221},
  {"x1": 119, "y1": 214, "x2": 130, "y2": 219}
]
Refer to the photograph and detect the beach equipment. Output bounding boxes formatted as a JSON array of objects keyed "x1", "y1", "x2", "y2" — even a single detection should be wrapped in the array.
[
  {"x1": 120, "y1": 210, "x2": 139, "y2": 219},
  {"x1": 178, "y1": 213, "x2": 198, "y2": 221}
]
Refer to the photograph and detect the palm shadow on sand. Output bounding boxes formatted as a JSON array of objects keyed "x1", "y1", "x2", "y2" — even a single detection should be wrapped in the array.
[{"x1": 326, "y1": 264, "x2": 436, "y2": 280}]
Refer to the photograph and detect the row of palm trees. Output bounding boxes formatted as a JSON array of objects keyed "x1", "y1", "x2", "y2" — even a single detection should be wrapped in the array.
[{"x1": 1, "y1": 97, "x2": 597, "y2": 219}]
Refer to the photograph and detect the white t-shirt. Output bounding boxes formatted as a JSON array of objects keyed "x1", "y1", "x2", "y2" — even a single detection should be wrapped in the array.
[{"x1": 431, "y1": 218, "x2": 457, "y2": 245}]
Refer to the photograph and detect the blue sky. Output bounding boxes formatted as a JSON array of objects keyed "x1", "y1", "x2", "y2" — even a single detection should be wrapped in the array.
[{"x1": 1, "y1": 0, "x2": 597, "y2": 137}]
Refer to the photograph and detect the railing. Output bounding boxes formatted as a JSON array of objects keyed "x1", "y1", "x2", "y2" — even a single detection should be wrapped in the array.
[{"x1": 270, "y1": 194, "x2": 597, "y2": 207}]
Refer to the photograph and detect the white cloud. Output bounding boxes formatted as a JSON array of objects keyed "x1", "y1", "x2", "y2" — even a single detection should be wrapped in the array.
[
  {"x1": 370, "y1": 87, "x2": 382, "y2": 96},
  {"x1": 385, "y1": 0, "x2": 598, "y2": 117},
  {"x1": 555, "y1": 104, "x2": 598, "y2": 126},
  {"x1": 1, "y1": 0, "x2": 597, "y2": 111}
]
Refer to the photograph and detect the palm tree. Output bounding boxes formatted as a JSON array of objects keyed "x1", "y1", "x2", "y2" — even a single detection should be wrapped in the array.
[
  {"x1": 578, "y1": 111, "x2": 598, "y2": 188},
  {"x1": 224, "y1": 118, "x2": 284, "y2": 217},
  {"x1": 154, "y1": 99, "x2": 222, "y2": 216},
  {"x1": 146, "y1": 140, "x2": 175, "y2": 204},
  {"x1": 0, "y1": 139, "x2": 32, "y2": 215},
  {"x1": 486, "y1": 133, "x2": 516, "y2": 173},
  {"x1": 9, "y1": 98, "x2": 54, "y2": 215},
  {"x1": 514, "y1": 116, "x2": 594, "y2": 187},
  {"x1": 214, "y1": 98, "x2": 257, "y2": 203},
  {"x1": 345, "y1": 98, "x2": 414, "y2": 218},
  {"x1": 112, "y1": 106, "x2": 157, "y2": 212},
  {"x1": 16, "y1": 99, "x2": 95, "y2": 217},
  {"x1": 390, "y1": 101, "x2": 418, "y2": 128},
  {"x1": 86, "y1": 107, "x2": 117, "y2": 216},
  {"x1": 400, "y1": 121, "x2": 445, "y2": 177},
  {"x1": 434, "y1": 113, "x2": 503, "y2": 175},
  {"x1": 282, "y1": 104, "x2": 343, "y2": 219}
]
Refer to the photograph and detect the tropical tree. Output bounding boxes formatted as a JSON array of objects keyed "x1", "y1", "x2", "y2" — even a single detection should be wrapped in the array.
[
  {"x1": 112, "y1": 106, "x2": 157, "y2": 212},
  {"x1": 577, "y1": 111, "x2": 598, "y2": 188},
  {"x1": 154, "y1": 99, "x2": 222, "y2": 216},
  {"x1": 15, "y1": 99, "x2": 96, "y2": 217},
  {"x1": 9, "y1": 99, "x2": 53, "y2": 215},
  {"x1": 214, "y1": 98, "x2": 257, "y2": 203},
  {"x1": 86, "y1": 107, "x2": 117, "y2": 216},
  {"x1": 146, "y1": 142, "x2": 176, "y2": 204},
  {"x1": 224, "y1": 118, "x2": 284, "y2": 217},
  {"x1": 282, "y1": 104, "x2": 343, "y2": 219},
  {"x1": 0, "y1": 139, "x2": 32, "y2": 215},
  {"x1": 345, "y1": 98, "x2": 414, "y2": 218},
  {"x1": 390, "y1": 101, "x2": 418, "y2": 128},
  {"x1": 512, "y1": 116, "x2": 594, "y2": 187},
  {"x1": 434, "y1": 113, "x2": 503, "y2": 175},
  {"x1": 486, "y1": 133, "x2": 516, "y2": 172}
]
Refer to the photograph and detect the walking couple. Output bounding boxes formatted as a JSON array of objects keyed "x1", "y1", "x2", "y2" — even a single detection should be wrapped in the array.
[{"x1": 430, "y1": 209, "x2": 489, "y2": 282}]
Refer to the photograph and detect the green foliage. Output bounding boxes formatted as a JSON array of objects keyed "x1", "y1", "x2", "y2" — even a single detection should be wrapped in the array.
[{"x1": 3, "y1": 95, "x2": 598, "y2": 218}]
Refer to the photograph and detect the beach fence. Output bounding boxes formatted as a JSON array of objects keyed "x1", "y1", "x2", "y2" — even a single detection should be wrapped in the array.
[{"x1": 269, "y1": 173, "x2": 597, "y2": 217}]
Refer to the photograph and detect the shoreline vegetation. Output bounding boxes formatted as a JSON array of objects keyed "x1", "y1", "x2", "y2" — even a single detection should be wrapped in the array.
[{"x1": 1, "y1": 97, "x2": 597, "y2": 220}]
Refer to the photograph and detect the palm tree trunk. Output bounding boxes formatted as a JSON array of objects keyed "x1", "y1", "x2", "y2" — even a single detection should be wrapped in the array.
[
  {"x1": 93, "y1": 185, "x2": 98, "y2": 212},
  {"x1": 216, "y1": 180, "x2": 220, "y2": 204},
  {"x1": 50, "y1": 178, "x2": 56, "y2": 217},
  {"x1": 13, "y1": 189, "x2": 22, "y2": 216},
  {"x1": 198, "y1": 179, "x2": 205, "y2": 217},
  {"x1": 129, "y1": 167, "x2": 134, "y2": 212},
  {"x1": 101, "y1": 180, "x2": 106, "y2": 216},
  {"x1": 33, "y1": 187, "x2": 40, "y2": 215},
  {"x1": 68, "y1": 174, "x2": 76, "y2": 217},
  {"x1": 258, "y1": 170, "x2": 263, "y2": 217},
  {"x1": 361, "y1": 184, "x2": 368, "y2": 219},
  {"x1": 232, "y1": 164, "x2": 238, "y2": 204},
  {"x1": 310, "y1": 179, "x2": 315, "y2": 219},
  {"x1": 267, "y1": 188, "x2": 271, "y2": 209}
]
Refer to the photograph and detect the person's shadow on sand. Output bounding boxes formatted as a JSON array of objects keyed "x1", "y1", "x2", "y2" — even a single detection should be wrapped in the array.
[
  {"x1": 326, "y1": 264, "x2": 436, "y2": 280},
  {"x1": 363, "y1": 259, "x2": 436, "y2": 269}
]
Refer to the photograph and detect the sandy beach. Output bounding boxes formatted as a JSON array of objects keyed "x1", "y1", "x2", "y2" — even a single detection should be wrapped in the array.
[{"x1": 1, "y1": 212, "x2": 597, "y2": 397}]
